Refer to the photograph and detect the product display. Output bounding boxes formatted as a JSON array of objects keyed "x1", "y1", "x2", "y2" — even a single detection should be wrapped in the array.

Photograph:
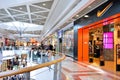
[
  {"x1": 116, "y1": 44, "x2": 120, "y2": 64},
  {"x1": 116, "y1": 44, "x2": 120, "y2": 71},
  {"x1": 89, "y1": 27, "x2": 103, "y2": 58}
]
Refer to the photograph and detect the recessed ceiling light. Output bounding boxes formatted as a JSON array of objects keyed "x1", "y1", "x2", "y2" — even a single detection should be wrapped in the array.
[
  {"x1": 84, "y1": 15, "x2": 89, "y2": 18},
  {"x1": 42, "y1": 3, "x2": 46, "y2": 6},
  {"x1": 76, "y1": 15, "x2": 79, "y2": 17},
  {"x1": 19, "y1": 7, "x2": 22, "y2": 10},
  {"x1": 88, "y1": 6, "x2": 91, "y2": 8}
]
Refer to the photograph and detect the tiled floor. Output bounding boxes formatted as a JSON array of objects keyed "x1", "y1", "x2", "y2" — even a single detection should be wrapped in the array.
[
  {"x1": 89, "y1": 58, "x2": 115, "y2": 72},
  {"x1": 1, "y1": 57, "x2": 120, "y2": 80},
  {"x1": 62, "y1": 57, "x2": 120, "y2": 80}
]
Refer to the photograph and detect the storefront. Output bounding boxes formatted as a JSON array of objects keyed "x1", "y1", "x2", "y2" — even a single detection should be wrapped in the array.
[
  {"x1": 89, "y1": 24, "x2": 114, "y2": 61},
  {"x1": 50, "y1": 33, "x2": 57, "y2": 51},
  {"x1": 0, "y1": 36, "x2": 4, "y2": 47},
  {"x1": 77, "y1": 14, "x2": 120, "y2": 70},
  {"x1": 62, "y1": 28, "x2": 74, "y2": 57},
  {"x1": 74, "y1": 0, "x2": 120, "y2": 71}
]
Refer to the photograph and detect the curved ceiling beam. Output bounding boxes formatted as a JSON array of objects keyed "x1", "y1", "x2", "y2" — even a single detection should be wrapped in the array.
[{"x1": 41, "y1": 0, "x2": 80, "y2": 39}]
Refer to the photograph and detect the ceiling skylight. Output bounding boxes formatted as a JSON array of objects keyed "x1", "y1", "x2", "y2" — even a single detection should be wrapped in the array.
[{"x1": 0, "y1": 21, "x2": 43, "y2": 31}]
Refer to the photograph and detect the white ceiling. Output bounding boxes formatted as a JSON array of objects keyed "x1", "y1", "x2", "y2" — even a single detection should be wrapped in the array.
[
  {"x1": 0, "y1": 0, "x2": 108, "y2": 41},
  {"x1": 0, "y1": 0, "x2": 53, "y2": 25},
  {"x1": 1, "y1": 21, "x2": 43, "y2": 31},
  {"x1": 0, "y1": 0, "x2": 54, "y2": 40}
]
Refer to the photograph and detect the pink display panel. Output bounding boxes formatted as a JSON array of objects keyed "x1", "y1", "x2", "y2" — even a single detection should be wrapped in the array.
[
  {"x1": 103, "y1": 32, "x2": 113, "y2": 49},
  {"x1": 103, "y1": 38, "x2": 113, "y2": 43},
  {"x1": 104, "y1": 44, "x2": 113, "y2": 49},
  {"x1": 103, "y1": 32, "x2": 113, "y2": 37}
]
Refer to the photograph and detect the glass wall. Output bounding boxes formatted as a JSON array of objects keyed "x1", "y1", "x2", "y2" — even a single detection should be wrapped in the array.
[{"x1": 62, "y1": 28, "x2": 74, "y2": 57}]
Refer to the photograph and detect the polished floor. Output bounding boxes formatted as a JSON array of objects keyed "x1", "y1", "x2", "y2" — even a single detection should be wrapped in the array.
[
  {"x1": 1, "y1": 57, "x2": 120, "y2": 80},
  {"x1": 62, "y1": 57, "x2": 120, "y2": 80}
]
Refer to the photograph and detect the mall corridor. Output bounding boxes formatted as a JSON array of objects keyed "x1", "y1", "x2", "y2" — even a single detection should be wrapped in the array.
[
  {"x1": 0, "y1": 0, "x2": 120, "y2": 79},
  {"x1": 62, "y1": 57, "x2": 120, "y2": 80}
]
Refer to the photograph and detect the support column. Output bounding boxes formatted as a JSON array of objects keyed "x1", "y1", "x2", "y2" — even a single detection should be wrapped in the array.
[
  {"x1": 53, "y1": 63, "x2": 58, "y2": 80},
  {"x1": 24, "y1": 72, "x2": 30, "y2": 80},
  {"x1": 57, "y1": 62, "x2": 62, "y2": 80}
]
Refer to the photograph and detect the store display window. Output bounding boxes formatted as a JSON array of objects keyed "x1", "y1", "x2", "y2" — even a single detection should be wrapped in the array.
[{"x1": 62, "y1": 28, "x2": 74, "y2": 57}]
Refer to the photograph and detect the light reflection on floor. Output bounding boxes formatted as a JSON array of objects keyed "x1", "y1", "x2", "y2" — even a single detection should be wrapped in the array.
[
  {"x1": 20, "y1": 57, "x2": 120, "y2": 80},
  {"x1": 62, "y1": 57, "x2": 120, "y2": 80}
]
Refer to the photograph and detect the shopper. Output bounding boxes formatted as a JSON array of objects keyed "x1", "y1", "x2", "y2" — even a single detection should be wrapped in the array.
[
  {"x1": 48, "y1": 44, "x2": 53, "y2": 51},
  {"x1": 37, "y1": 49, "x2": 41, "y2": 63},
  {"x1": 41, "y1": 43, "x2": 45, "y2": 50}
]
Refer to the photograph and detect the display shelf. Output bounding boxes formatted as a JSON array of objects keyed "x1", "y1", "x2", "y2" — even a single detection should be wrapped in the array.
[{"x1": 116, "y1": 44, "x2": 120, "y2": 71}]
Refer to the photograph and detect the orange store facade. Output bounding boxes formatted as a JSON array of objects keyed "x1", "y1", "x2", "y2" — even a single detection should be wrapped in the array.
[
  {"x1": 73, "y1": 0, "x2": 120, "y2": 71},
  {"x1": 77, "y1": 13, "x2": 120, "y2": 62}
]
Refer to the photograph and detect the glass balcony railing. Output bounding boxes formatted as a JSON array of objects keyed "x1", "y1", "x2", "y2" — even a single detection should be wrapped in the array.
[{"x1": 0, "y1": 50, "x2": 65, "y2": 80}]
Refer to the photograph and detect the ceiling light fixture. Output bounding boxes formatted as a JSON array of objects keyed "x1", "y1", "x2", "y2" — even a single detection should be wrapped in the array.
[
  {"x1": 88, "y1": 6, "x2": 91, "y2": 8},
  {"x1": 19, "y1": 7, "x2": 22, "y2": 10},
  {"x1": 42, "y1": 3, "x2": 46, "y2": 6},
  {"x1": 76, "y1": 15, "x2": 79, "y2": 17},
  {"x1": 84, "y1": 15, "x2": 89, "y2": 18}
]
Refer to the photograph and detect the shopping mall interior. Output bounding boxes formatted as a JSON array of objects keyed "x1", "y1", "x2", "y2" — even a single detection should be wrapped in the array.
[{"x1": 0, "y1": 0, "x2": 120, "y2": 80}]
